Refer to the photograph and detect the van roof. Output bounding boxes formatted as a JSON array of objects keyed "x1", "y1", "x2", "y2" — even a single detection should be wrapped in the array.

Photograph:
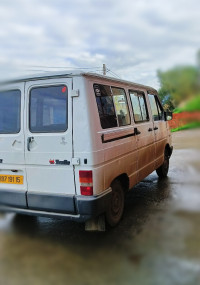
[{"x1": 0, "y1": 70, "x2": 157, "y2": 93}]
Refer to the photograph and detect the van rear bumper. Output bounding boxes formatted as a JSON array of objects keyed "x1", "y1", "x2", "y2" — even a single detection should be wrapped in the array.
[
  {"x1": 76, "y1": 188, "x2": 112, "y2": 217},
  {"x1": 0, "y1": 188, "x2": 112, "y2": 222}
]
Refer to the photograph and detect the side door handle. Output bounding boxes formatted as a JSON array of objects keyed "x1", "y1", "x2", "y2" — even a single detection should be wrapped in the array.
[
  {"x1": 134, "y1": 127, "x2": 141, "y2": 135},
  {"x1": 27, "y1": 137, "x2": 34, "y2": 151},
  {"x1": 148, "y1": 128, "x2": 153, "y2": 132},
  {"x1": 154, "y1": 127, "x2": 158, "y2": 131}
]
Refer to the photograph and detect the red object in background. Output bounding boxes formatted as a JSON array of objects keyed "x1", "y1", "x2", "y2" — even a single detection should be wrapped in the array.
[
  {"x1": 62, "y1": 86, "x2": 67, "y2": 93},
  {"x1": 168, "y1": 112, "x2": 200, "y2": 129},
  {"x1": 49, "y1": 159, "x2": 55, "y2": 164}
]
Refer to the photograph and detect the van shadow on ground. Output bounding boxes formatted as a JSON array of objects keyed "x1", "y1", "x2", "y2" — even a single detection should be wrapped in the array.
[{"x1": 11, "y1": 172, "x2": 172, "y2": 249}]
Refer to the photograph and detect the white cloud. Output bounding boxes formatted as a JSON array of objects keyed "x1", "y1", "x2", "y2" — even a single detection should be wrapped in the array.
[{"x1": 0, "y1": 0, "x2": 199, "y2": 89}]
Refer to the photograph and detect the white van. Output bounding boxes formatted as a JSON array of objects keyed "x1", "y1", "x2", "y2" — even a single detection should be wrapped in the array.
[{"x1": 0, "y1": 71, "x2": 173, "y2": 230}]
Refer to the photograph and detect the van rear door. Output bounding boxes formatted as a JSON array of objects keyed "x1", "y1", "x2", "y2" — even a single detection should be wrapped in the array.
[
  {"x1": 24, "y1": 78, "x2": 76, "y2": 214},
  {"x1": 0, "y1": 83, "x2": 28, "y2": 208}
]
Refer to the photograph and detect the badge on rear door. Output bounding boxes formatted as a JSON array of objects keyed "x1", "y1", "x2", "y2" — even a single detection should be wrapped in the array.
[{"x1": 49, "y1": 159, "x2": 70, "y2": 165}]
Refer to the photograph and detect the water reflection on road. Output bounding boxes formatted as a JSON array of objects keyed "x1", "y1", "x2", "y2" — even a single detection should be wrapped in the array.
[{"x1": 0, "y1": 130, "x2": 200, "y2": 285}]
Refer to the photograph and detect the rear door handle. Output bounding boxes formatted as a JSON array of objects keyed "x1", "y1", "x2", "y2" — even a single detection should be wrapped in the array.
[
  {"x1": 154, "y1": 127, "x2": 158, "y2": 130},
  {"x1": 134, "y1": 127, "x2": 141, "y2": 135},
  {"x1": 27, "y1": 137, "x2": 34, "y2": 151},
  {"x1": 148, "y1": 128, "x2": 153, "y2": 132}
]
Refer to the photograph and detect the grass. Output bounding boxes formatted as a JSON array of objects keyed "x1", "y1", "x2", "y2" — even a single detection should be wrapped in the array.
[
  {"x1": 171, "y1": 121, "x2": 200, "y2": 132},
  {"x1": 173, "y1": 95, "x2": 200, "y2": 113}
]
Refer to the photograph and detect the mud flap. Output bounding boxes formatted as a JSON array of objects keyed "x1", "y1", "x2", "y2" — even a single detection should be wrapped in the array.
[{"x1": 85, "y1": 215, "x2": 105, "y2": 232}]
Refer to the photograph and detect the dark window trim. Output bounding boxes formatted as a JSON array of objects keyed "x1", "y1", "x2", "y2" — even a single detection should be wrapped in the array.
[
  {"x1": 0, "y1": 89, "x2": 21, "y2": 134},
  {"x1": 155, "y1": 96, "x2": 164, "y2": 121},
  {"x1": 155, "y1": 98, "x2": 161, "y2": 120},
  {"x1": 129, "y1": 89, "x2": 149, "y2": 124},
  {"x1": 29, "y1": 84, "x2": 68, "y2": 134},
  {"x1": 148, "y1": 93, "x2": 164, "y2": 121}
]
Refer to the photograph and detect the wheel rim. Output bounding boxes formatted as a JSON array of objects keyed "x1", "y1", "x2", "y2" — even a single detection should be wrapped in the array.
[
  {"x1": 111, "y1": 191, "x2": 121, "y2": 215},
  {"x1": 110, "y1": 188, "x2": 123, "y2": 218},
  {"x1": 106, "y1": 181, "x2": 125, "y2": 227}
]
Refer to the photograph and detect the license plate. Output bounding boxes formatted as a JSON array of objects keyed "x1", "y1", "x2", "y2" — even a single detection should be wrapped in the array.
[{"x1": 0, "y1": 175, "x2": 23, "y2": 185}]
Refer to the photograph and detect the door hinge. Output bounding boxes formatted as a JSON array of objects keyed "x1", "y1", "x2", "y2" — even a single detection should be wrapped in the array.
[
  {"x1": 71, "y1": 90, "x2": 79, "y2": 97},
  {"x1": 72, "y1": 158, "x2": 80, "y2": 166}
]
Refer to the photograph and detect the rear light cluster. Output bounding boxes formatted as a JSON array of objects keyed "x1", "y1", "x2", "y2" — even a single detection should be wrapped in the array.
[{"x1": 79, "y1": 170, "x2": 93, "y2": 196}]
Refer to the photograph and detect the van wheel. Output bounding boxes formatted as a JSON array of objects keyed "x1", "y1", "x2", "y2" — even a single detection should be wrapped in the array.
[
  {"x1": 156, "y1": 151, "x2": 169, "y2": 178},
  {"x1": 106, "y1": 179, "x2": 124, "y2": 227}
]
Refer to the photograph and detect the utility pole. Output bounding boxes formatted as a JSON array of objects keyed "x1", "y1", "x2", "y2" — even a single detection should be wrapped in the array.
[
  {"x1": 197, "y1": 50, "x2": 200, "y2": 70},
  {"x1": 197, "y1": 50, "x2": 200, "y2": 89},
  {"x1": 103, "y1": 64, "x2": 106, "y2": 75}
]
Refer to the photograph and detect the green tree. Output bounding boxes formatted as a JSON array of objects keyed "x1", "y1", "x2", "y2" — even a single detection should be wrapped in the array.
[{"x1": 157, "y1": 66, "x2": 198, "y2": 109}]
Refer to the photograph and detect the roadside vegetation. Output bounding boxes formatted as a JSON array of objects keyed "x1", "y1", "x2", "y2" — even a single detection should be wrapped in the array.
[
  {"x1": 173, "y1": 95, "x2": 200, "y2": 113},
  {"x1": 157, "y1": 50, "x2": 200, "y2": 132},
  {"x1": 171, "y1": 122, "x2": 200, "y2": 132}
]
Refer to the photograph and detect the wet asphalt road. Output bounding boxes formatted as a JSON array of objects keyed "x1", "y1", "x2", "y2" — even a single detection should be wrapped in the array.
[{"x1": 0, "y1": 129, "x2": 200, "y2": 285}]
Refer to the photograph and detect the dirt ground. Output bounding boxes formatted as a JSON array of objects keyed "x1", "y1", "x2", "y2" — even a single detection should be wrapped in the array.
[{"x1": 0, "y1": 129, "x2": 200, "y2": 285}]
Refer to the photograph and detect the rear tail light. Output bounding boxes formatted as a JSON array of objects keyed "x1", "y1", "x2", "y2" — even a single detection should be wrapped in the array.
[
  {"x1": 80, "y1": 186, "x2": 93, "y2": 196},
  {"x1": 79, "y1": 170, "x2": 93, "y2": 196},
  {"x1": 79, "y1": 170, "x2": 93, "y2": 184}
]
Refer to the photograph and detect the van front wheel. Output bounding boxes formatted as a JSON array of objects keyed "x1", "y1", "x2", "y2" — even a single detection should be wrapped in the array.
[
  {"x1": 106, "y1": 180, "x2": 124, "y2": 227},
  {"x1": 156, "y1": 151, "x2": 169, "y2": 178}
]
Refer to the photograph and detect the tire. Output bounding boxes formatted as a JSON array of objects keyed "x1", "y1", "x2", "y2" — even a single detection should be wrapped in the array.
[
  {"x1": 106, "y1": 179, "x2": 124, "y2": 227},
  {"x1": 156, "y1": 150, "x2": 169, "y2": 178}
]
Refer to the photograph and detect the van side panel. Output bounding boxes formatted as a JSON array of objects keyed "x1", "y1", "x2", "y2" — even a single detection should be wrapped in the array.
[
  {"x1": 147, "y1": 93, "x2": 169, "y2": 169},
  {"x1": 128, "y1": 89, "x2": 156, "y2": 182},
  {"x1": 73, "y1": 78, "x2": 139, "y2": 195},
  {"x1": 154, "y1": 123, "x2": 168, "y2": 168}
]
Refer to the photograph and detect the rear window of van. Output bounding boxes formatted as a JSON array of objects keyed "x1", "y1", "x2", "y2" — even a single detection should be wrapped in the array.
[
  {"x1": 0, "y1": 90, "x2": 21, "y2": 134},
  {"x1": 29, "y1": 85, "x2": 68, "y2": 133}
]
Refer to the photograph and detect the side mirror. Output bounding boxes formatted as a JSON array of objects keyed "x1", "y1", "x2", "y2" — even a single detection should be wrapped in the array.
[{"x1": 164, "y1": 111, "x2": 173, "y2": 121}]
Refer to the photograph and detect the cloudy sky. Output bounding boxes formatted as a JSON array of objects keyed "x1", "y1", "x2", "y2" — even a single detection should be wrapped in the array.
[{"x1": 0, "y1": 0, "x2": 199, "y2": 89}]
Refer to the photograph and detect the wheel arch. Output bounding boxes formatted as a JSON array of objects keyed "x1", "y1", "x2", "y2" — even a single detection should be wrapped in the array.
[
  {"x1": 111, "y1": 173, "x2": 129, "y2": 192},
  {"x1": 165, "y1": 143, "x2": 173, "y2": 157}
]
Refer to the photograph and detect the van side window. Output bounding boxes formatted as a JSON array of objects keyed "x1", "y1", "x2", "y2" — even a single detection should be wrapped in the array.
[
  {"x1": 30, "y1": 85, "x2": 68, "y2": 133},
  {"x1": 94, "y1": 84, "x2": 117, "y2": 129},
  {"x1": 0, "y1": 90, "x2": 21, "y2": 134},
  {"x1": 112, "y1": 87, "x2": 130, "y2": 126},
  {"x1": 129, "y1": 91, "x2": 149, "y2": 122},
  {"x1": 148, "y1": 94, "x2": 164, "y2": 121}
]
